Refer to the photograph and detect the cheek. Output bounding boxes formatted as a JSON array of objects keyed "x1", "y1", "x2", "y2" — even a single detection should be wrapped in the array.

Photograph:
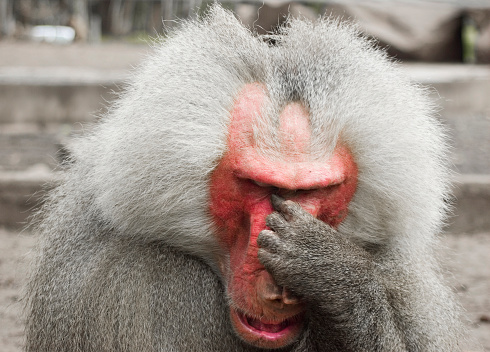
[
  {"x1": 209, "y1": 159, "x2": 273, "y2": 251},
  {"x1": 317, "y1": 175, "x2": 358, "y2": 227},
  {"x1": 208, "y1": 160, "x2": 246, "y2": 250},
  {"x1": 209, "y1": 159, "x2": 274, "y2": 303}
]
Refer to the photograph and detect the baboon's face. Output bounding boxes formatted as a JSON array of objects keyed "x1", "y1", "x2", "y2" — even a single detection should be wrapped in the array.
[{"x1": 209, "y1": 84, "x2": 358, "y2": 349}]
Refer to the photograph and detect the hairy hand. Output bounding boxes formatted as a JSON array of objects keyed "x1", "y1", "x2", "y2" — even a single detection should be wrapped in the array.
[{"x1": 257, "y1": 195, "x2": 374, "y2": 310}]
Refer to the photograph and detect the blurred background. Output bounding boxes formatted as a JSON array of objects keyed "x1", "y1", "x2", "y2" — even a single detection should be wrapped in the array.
[{"x1": 0, "y1": 0, "x2": 489, "y2": 351}]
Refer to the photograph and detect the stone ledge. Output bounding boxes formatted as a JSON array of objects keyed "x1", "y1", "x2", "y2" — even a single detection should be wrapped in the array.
[{"x1": 0, "y1": 67, "x2": 129, "y2": 85}]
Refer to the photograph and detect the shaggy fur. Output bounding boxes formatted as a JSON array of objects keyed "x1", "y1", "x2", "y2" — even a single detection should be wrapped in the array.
[{"x1": 25, "y1": 5, "x2": 462, "y2": 351}]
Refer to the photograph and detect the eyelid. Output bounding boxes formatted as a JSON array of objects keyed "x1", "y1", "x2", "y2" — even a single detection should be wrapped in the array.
[
  {"x1": 248, "y1": 179, "x2": 323, "y2": 195},
  {"x1": 252, "y1": 180, "x2": 271, "y2": 188}
]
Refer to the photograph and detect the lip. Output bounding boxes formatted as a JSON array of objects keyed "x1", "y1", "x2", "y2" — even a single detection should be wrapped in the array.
[{"x1": 230, "y1": 308, "x2": 304, "y2": 349}]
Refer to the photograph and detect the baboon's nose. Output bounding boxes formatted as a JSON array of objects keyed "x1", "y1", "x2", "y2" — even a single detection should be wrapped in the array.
[{"x1": 257, "y1": 270, "x2": 300, "y2": 308}]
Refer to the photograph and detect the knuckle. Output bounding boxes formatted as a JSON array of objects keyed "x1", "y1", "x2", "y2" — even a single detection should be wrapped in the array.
[
  {"x1": 266, "y1": 212, "x2": 283, "y2": 227},
  {"x1": 258, "y1": 231, "x2": 281, "y2": 251},
  {"x1": 283, "y1": 200, "x2": 296, "y2": 207},
  {"x1": 282, "y1": 200, "x2": 297, "y2": 212},
  {"x1": 258, "y1": 233, "x2": 269, "y2": 241},
  {"x1": 259, "y1": 229, "x2": 274, "y2": 237},
  {"x1": 282, "y1": 200, "x2": 304, "y2": 217},
  {"x1": 257, "y1": 248, "x2": 267, "y2": 258}
]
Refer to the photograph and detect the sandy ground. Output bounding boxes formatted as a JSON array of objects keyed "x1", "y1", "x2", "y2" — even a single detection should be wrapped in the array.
[{"x1": 0, "y1": 228, "x2": 489, "y2": 352}]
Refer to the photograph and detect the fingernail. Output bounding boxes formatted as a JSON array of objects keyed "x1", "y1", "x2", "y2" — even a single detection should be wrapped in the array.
[{"x1": 271, "y1": 194, "x2": 285, "y2": 210}]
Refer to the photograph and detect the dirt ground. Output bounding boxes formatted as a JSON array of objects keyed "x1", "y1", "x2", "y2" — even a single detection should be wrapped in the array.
[{"x1": 0, "y1": 228, "x2": 489, "y2": 352}]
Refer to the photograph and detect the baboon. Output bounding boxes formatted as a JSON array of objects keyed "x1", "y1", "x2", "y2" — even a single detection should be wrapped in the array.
[{"x1": 25, "y1": 5, "x2": 463, "y2": 352}]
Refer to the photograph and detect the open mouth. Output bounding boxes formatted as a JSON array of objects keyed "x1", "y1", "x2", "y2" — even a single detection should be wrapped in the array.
[
  {"x1": 230, "y1": 308, "x2": 304, "y2": 348},
  {"x1": 238, "y1": 310, "x2": 303, "y2": 334}
]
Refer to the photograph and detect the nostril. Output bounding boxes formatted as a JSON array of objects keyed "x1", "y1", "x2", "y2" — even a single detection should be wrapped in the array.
[
  {"x1": 270, "y1": 297, "x2": 283, "y2": 304},
  {"x1": 257, "y1": 271, "x2": 283, "y2": 301},
  {"x1": 261, "y1": 284, "x2": 283, "y2": 302},
  {"x1": 282, "y1": 287, "x2": 300, "y2": 305},
  {"x1": 257, "y1": 270, "x2": 301, "y2": 306},
  {"x1": 283, "y1": 297, "x2": 299, "y2": 305},
  {"x1": 262, "y1": 287, "x2": 300, "y2": 306}
]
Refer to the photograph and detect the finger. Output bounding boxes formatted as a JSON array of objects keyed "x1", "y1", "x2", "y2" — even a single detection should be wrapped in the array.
[
  {"x1": 265, "y1": 212, "x2": 289, "y2": 232},
  {"x1": 271, "y1": 194, "x2": 296, "y2": 221},
  {"x1": 257, "y1": 230, "x2": 282, "y2": 254},
  {"x1": 257, "y1": 249, "x2": 284, "y2": 280},
  {"x1": 271, "y1": 194, "x2": 286, "y2": 212},
  {"x1": 271, "y1": 195, "x2": 304, "y2": 222}
]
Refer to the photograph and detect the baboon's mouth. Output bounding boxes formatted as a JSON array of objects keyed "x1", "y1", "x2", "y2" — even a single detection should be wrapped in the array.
[
  {"x1": 230, "y1": 308, "x2": 304, "y2": 349},
  {"x1": 238, "y1": 311, "x2": 303, "y2": 334}
]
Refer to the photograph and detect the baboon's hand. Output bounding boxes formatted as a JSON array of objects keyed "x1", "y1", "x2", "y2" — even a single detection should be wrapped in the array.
[{"x1": 257, "y1": 195, "x2": 374, "y2": 311}]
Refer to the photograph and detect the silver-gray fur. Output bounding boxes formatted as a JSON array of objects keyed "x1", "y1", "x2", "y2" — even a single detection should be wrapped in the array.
[{"x1": 25, "y1": 5, "x2": 463, "y2": 352}]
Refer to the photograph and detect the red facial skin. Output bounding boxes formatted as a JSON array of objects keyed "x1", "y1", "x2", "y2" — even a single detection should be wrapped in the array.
[{"x1": 209, "y1": 84, "x2": 358, "y2": 349}]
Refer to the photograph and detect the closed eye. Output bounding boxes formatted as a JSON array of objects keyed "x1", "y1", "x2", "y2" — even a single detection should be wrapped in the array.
[
  {"x1": 252, "y1": 180, "x2": 272, "y2": 188},
  {"x1": 248, "y1": 179, "x2": 321, "y2": 196}
]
